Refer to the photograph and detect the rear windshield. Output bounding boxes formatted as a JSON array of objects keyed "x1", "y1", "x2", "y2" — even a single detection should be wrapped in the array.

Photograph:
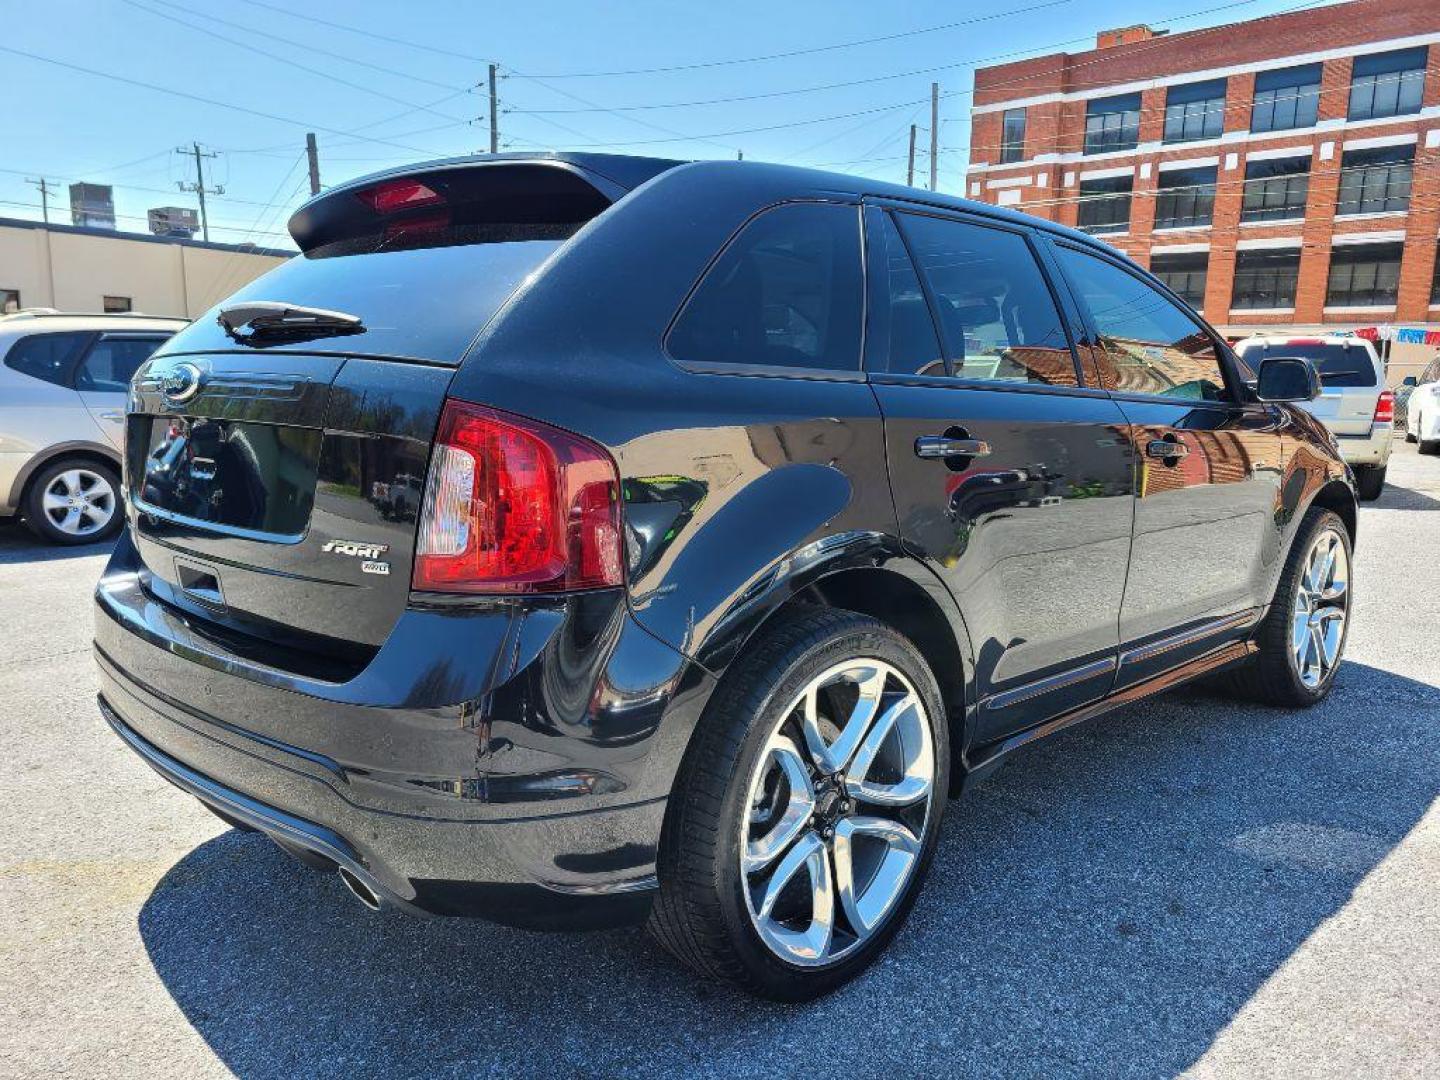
[
  {"x1": 1237, "y1": 342, "x2": 1377, "y2": 387},
  {"x1": 161, "y1": 228, "x2": 570, "y2": 364}
]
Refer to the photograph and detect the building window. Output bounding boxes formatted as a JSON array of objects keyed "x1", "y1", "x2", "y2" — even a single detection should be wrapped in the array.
[
  {"x1": 103, "y1": 295, "x2": 132, "y2": 313},
  {"x1": 1083, "y1": 93, "x2": 1142, "y2": 155},
  {"x1": 1336, "y1": 145, "x2": 1413, "y2": 216},
  {"x1": 1077, "y1": 175, "x2": 1133, "y2": 233},
  {"x1": 1251, "y1": 63, "x2": 1322, "y2": 132},
  {"x1": 1326, "y1": 242, "x2": 1404, "y2": 308},
  {"x1": 1000, "y1": 107, "x2": 1027, "y2": 164},
  {"x1": 1241, "y1": 155, "x2": 1311, "y2": 222},
  {"x1": 1154, "y1": 167, "x2": 1217, "y2": 229},
  {"x1": 1150, "y1": 252, "x2": 1209, "y2": 308},
  {"x1": 1, "y1": 289, "x2": 18, "y2": 314},
  {"x1": 1163, "y1": 79, "x2": 1227, "y2": 143},
  {"x1": 1349, "y1": 46, "x2": 1428, "y2": 122},
  {"x1": 1232, "y1": 248, "x2": 1301, "y2": 310}
]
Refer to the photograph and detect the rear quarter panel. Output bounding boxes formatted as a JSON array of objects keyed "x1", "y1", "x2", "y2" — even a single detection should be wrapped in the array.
[{"x1": 445, "y1": 163, "x2": 903, "y2": 675}]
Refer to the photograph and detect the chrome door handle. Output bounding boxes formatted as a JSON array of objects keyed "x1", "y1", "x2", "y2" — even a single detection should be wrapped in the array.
[
  {"x1": 915, "y1": 436, "x2": 992, "y2": 459},
  {"x1": 1146, "y1": 438, "x2": 1188, "y2": 460}
]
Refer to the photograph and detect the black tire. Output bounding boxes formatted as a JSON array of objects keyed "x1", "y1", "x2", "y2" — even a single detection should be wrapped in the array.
[
  {"x1": 647, "y1": 607, "x2": 950, "y2": 1001},
  {"x1": 1404, "y1": 426, "x2": 1417, "y2": 444},
  {"x1": 1354, "y1": 465, "x2": 1386, "y2": 502},
  {"x1": 22, "y1": 457, "x2": 124, "y2": 545},
  {"x1": 1225, "y1": 507, "x2": 1351, "y2": 707}
]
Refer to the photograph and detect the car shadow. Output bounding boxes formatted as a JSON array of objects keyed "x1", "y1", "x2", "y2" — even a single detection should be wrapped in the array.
[
  {"x1": 138, "y1": 662, "x2": 1439, "y2": 1078},
  {"x1": 1373, "y1": 481, "x2": 1440, "y2": 512},
  {"x1": 0, "y1": 521, "x2": 115, "y2": 563}
]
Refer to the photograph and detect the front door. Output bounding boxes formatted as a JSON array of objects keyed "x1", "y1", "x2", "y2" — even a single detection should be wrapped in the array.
[
  {"x1": 1046, "y1": 242, "x2": 1286, "y2": 688},
  {"x1": 865, "y1": 206, "x2": 1135, "y2": 742}
]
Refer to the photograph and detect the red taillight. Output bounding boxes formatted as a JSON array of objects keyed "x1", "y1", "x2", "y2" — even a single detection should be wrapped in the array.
[
  {"x1": 356, "y1": 178, "x2": 443, "y2": 214},
  {"x1": 1375, "y1": 390, "x2": 1395, "y2": 423},
  {"x1": 412, "y1": 400, "x2": 624, "y2": 594}
]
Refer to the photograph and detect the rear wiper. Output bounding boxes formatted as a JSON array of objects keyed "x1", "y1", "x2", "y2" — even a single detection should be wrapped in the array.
[{"x1": 217, "y1": 301, "x2": 364, "y2": 345}]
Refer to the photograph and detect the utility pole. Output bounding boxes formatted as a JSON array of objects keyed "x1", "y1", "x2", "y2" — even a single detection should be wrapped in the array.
[
  {"x1": 929, "y1": 83, "x2": 940, "y2": 192},
  {"x1": 305, "y1": 133, "x2": 321, "y2": 196},
  {"x1": 906, "y1": 125, "x2": 917, "y2": 187},
  {"x1": 487, "y1": 63, "x2": 500, "y2": 154},
  {"x1": 26, "y1": 177, "x2": 58, "y2": 223},
  {"x1": 176, "y1": 142, "x2": 224, "y2": 243}
]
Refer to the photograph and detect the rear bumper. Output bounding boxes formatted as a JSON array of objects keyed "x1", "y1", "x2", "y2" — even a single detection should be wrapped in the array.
[
  {"x1": 1334, "y1": 423, "x2": 1392, "y2": 467},
  {"x1": 94, "y1": 532, "x2": 715, "y2": 928}
]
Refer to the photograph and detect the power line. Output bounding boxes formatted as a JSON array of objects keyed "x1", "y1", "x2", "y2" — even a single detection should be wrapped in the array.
[
  {"x1": 141, "y1": 0, "x2": 471, "y2": 93},
  {"x1": 233, "y1": 0, "x2": 499, "y2": 65},
  {"x1": 514, "y1": 1, "x2": 1076, "y2": 78},
  {"x1": 122, "y1": 0, "x2": 474, "y2": 125},
  {"x1": 0, "y1": 43, "x2": 458, "y2": 156}
]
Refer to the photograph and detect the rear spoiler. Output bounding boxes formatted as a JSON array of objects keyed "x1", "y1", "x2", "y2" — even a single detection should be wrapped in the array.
[{"x1": 287, "y1": 153, "x2": 683, "y2": 254}]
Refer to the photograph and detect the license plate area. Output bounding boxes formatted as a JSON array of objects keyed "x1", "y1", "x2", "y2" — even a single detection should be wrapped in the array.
[{"x1": 128, "y1": 415, "x2": 323, "y2": 540}]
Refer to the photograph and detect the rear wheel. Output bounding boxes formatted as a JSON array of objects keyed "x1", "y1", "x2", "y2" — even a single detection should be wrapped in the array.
[
  {"x1": 22, "y1": 458, "x2": 123, "y2": 545},
  {"x1": 1353, "y1": 465, "x2": 1386, "y2": 502},
  {"x1": 647, "y1": 608, "x2": 949, "y2": 1001},
  {"x1": 1420, "y1": 417, "x2": 1439, "y2": 455},
  {"x1": 1226, "y1": 507, "x2": 1351, "y2": 707}
]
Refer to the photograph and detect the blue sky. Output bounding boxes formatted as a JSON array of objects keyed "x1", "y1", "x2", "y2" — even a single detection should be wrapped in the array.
[{"x1": 5, "y1": 0, "x2": 1323, "y2": 249}]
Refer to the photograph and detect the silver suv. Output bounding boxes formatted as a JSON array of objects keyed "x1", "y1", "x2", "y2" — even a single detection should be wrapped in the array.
[
  {"x1": 1235, "y1": 334, "x2": 1393, "y2": 501},
  {"x1": 0, "y1": 311, "x2": 185, "y2": 543}
]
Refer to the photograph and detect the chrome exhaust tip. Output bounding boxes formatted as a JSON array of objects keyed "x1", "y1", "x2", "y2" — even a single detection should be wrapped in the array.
[{"x1": 338, "y1": 866, "x2": 382, "y2": 911}]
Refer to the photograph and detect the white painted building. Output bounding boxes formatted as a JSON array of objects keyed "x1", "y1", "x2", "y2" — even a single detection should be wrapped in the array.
[{"x1": 0, "y1": 216, "x2": 290, "y2": 320}]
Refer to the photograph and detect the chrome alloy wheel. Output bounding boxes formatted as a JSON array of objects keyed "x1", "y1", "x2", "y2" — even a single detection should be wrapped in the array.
[
  {"x1": 1291, "y1": 528, "x2": 1349, "y2": 689},
  {"x1": 740, "y1": 659, "x2": 935, "y2": 967},
  {"x1": 41, "y1": 468, "x2": 117, "y2": 537}
]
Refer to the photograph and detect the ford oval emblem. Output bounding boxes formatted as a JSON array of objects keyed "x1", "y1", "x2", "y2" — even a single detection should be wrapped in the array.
[{"x1": 160, "y1": 362, "x2": 204, "y2": 404}]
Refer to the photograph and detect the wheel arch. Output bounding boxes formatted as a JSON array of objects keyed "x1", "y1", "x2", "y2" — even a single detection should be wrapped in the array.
[
  {"x1": 10, "y1": 440, "x2": 122, "y2": 511},
  {"x1": 1306, "y1": 478, "x2": 1358, "y2": 548},
  {"x1": 720, "y1": 558, "x2": 976, "y2": 795}
]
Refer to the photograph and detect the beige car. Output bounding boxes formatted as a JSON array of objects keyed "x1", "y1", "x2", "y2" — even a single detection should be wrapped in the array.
[{"x1": 0, "y1": 311, "x2": 185, "y2": 543}]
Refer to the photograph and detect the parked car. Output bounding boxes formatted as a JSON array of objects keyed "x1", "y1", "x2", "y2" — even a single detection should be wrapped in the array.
[
  {"x1": 1233, "y1": 334, "x2": 1392, "y2": 500},
  {"x1": 1400, "y1": 355, "x2": 1440, "y2": 453},
  {"x1": 1404, "y1": 369, "x2": 1440, "y2": 454},
  {"x1": 95, "y1": 155, "x2": 1357, "y2": 1001},
  {"x1": 1, "y1": 311, "x2": 185, "y2": 543}
]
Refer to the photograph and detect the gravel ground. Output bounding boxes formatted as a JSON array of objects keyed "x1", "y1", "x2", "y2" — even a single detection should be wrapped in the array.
[{"x1": 1, "y1": 444, "x2": 1436, "y2": 1080}]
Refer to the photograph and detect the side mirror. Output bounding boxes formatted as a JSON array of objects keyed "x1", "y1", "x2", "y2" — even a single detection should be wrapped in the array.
[
  {"x1": 1402, "y1": 375, "x2": 1418, "y2": 387},
  {"x1": 1255, "y1": 355, "x2": 1321, "y2": 403}
]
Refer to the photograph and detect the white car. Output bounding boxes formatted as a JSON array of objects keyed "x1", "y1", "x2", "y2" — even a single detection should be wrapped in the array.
[
  {"x1": 1235, "y1": 334, "x2": 1393, "y2": 501},
  {"x1": 1405, "y1": 377, "x2": 1440, "y2": 453},
  {"x1": 0, "y1": 310, "x2": 186, "y2": 543}
]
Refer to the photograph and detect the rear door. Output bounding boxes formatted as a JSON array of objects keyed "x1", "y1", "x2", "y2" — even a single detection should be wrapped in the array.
[
  {"x1": 1046, "y1": 242, "x2": 1285, "y2": 687},
  {"x1": 865, "y1": 205, "x2": 1135, "y2": 740},
  {"x1": 74, "y1": 333, "x2": 171, "y2": 449}
]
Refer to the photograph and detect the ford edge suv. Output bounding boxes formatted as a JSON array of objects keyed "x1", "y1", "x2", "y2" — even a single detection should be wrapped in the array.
[{"x1": 95, "y1": 154, "x2": 1356, "y2": 1000}]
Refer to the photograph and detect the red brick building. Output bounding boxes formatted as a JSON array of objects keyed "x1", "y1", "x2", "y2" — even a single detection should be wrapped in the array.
[{"x1": 965, "y1": 0, "x2": 1440, "y2": 379}]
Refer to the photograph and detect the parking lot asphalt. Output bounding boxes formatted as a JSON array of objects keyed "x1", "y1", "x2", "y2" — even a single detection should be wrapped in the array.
[{"x1": 1, "y1": 443, "x2": 1436, "y2": 1080}]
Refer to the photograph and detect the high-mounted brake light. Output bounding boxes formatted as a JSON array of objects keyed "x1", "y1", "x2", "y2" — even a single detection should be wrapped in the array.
[
  {"x1": 356, "y1": 178, "x2": 444, "y2": 214},
  {"x1": 412, "y1": 400, "x2": 624, "y2": 594},
  {"x1": 1374, "y1": 390, "x2": 1395, "y2": 424}
]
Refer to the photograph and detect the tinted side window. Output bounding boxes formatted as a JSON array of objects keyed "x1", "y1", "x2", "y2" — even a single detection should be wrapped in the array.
[
  {"x1": 878, "y1": 214, "x2": 944, "y2": 377},
  {"x1": 669, "y1": 202, "x2": 863, "y2": 372},
  {"x1": 76, "y1": 336, "x2": 169, "y2": 392},
  {"x1": 895, "y1": 213, "x2": 1077, "y2": 386},
  {"x1": 2, "y1": 332, "x2": 93, "y2": 388},
  {"x1": 1055, "y1": 246, "x2": 1228, "y2": 401}
]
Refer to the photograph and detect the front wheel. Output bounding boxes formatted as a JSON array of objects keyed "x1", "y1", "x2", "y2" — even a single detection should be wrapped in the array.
[
  {"x1": 1354, "y1": 465, "x2": 1386, "y2": 502},
  {"x1": 1226, "y1": 507, "x2": 1352, "y2": 707},
  {"x1": 647, "y1": 609, "x2": 949, "y2": 1001}
]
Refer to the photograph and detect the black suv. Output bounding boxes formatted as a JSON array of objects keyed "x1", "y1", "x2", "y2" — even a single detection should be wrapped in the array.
[{"x1": 96, "y1": 154, "x2": 1356, "y2": 1000}]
